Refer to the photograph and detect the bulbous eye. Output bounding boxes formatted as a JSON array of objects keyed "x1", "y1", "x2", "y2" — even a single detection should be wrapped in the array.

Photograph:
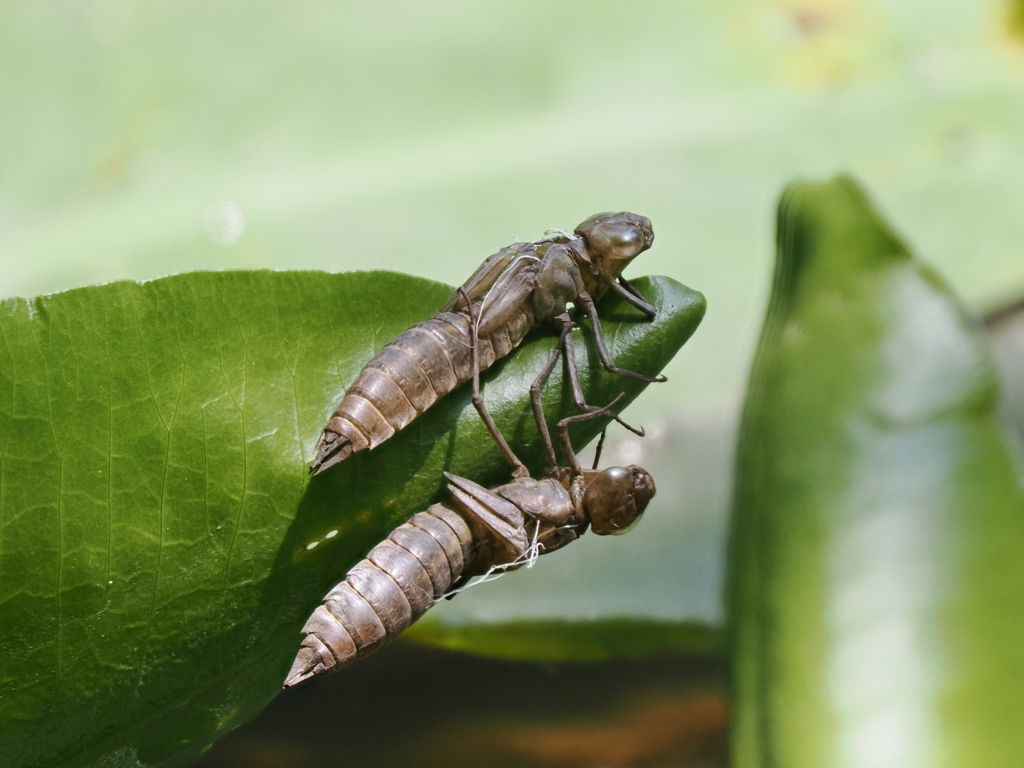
[
  {"x1": 574, "y1": 212, "x2": 653, "y2": 264},
  {"x1": 607, "y1": 512, "x2": 644, "y2": 536},
  {"x1": 605, "y1": 225, "x2": 645, "y2": 260},
  {"x1": 585, "y1": 466, "x2": 644, "y2": 536}
]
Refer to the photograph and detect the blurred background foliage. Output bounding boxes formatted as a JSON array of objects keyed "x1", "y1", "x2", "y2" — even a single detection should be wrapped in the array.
[
  {"x1": 5, "y1": 0, "x2": 1024, "y2": 633},
  {"x1": 3, "y1": 0, "x2": 1024, "y2": 765}
]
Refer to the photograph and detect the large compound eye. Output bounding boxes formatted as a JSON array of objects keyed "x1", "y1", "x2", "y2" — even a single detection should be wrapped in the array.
[
  {"x1": 607, "y1": 512, "x2": 643, "y2": 536},
  {"x1": 574, "y1": 212, "x2": 653, "y2": 265},
  {"x1": 605, "y1": 224, "x2": 645, "y2": 260},
  {"x1": 585, "y1": 466, "x2": 642, "y2": 535}
]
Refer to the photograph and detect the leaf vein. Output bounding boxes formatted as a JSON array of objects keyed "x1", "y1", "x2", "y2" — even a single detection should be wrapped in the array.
[{"x1": 222, "y1": 277, "x2": 253, "y2": 588}]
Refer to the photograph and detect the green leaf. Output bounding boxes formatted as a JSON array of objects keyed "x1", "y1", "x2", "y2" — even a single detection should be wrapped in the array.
[
  {"x1": 728, "y1": 177, "x2": 1024, "y2": 767},
  {"x1": 0, "y1": 271, "x2": 704, "y2": 768},
  {"x1": 403, "y1": 617, "x2": 723, "y2": 663},
  {"x1": 986, "y1": 298, "x2": 1024, "y2": 451}
]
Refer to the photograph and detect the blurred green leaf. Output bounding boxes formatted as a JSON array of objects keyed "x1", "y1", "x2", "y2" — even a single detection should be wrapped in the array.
[
  {"x1": 0, "y1": 272, "x2": 704, "y2": 768},
  {"x1": 404, "y1": 618, "x2": 723, "y2": 663},
  {"x1": 986, "y1": 298, "x2": 1024, "y2": 451},
  {"x1": 728, "y1": 177, "x2": 1024, "y2": 766}
]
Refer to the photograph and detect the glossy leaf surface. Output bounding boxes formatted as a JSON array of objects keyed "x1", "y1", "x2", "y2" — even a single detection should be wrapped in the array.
[
  {"x1": 728, "y1": 178, "x2": 1024, "y2": 767},
  {"x1": 0, "y1": 271, "x2": 704, "y2": 768}
]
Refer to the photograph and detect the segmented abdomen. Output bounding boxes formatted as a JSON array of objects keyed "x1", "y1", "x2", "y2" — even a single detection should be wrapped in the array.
[
  {"x1": 286, "y1": 503, "x2": 474, "y2": 686},
  {"x1": 319, "y1": 303, "x2": 535, "y2": 458}
]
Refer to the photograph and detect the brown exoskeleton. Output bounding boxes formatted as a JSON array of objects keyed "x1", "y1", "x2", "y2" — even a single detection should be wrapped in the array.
[
  {"x1": 310, "y1": 212, "x2": 664, "y2": 476},
  {"x1": 285, "y1": 395, "x2": 655, "y2": 688}
]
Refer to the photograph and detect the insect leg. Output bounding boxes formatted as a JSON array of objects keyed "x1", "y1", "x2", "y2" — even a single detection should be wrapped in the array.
[
  {"x1": 529, "y1": 318, "x2": 643, "y2": 468},
  {"x1": 592, "y1": 429, "x2": 607, "y2": 470},
  {"x1": 529, "y1": 323, "x2": 573, "y2": 470},
  {"x1": 556, "y1": 392, "x2": 627, "y2": 475},
  {"x1": 576, "y1": 291, "x2": 667, "y2": 384},
  {"x1": 612, "y1": 276, "x2": 657, "y2": 316},
  {"x1": 560, "y1": 320, "x2": 646, "y2": 437},
  {"x1": 461, "y1": 288, "x2": 530, "y2": 479}
]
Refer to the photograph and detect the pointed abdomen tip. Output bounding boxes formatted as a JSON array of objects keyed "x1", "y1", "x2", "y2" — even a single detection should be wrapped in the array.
[{"x1": 283, "y1": 646, "x2": 322, "y2": 689}]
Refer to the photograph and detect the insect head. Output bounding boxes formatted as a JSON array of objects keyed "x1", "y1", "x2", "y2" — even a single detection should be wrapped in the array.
[
  {"x1": 574, "y1": 212, "x2": 655, "y2": 273},
  {"x1": 582, "y1": 464, "x2": 656, "y2": 536}
]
